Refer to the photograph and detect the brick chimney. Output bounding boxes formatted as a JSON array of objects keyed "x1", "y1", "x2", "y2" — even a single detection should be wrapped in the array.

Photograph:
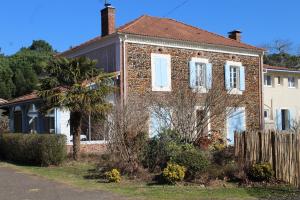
[
  {"x1": 228, "y1": 30, "x2": 242, "y2": 42},
  {"x1": 101, "y1": 3, "x2": 115, "y2": 37}
]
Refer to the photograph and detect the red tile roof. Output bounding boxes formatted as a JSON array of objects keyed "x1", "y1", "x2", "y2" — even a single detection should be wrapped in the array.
[
  {"x1": 264, "y1": 64, "x2": 298, "y2": 71},
  {"x1": 0, "y1": 87, "x2": 68, "y2": 107},
  {"x1": 8, "y1": 92, "x2": 40, "y2": 105},
  {"x1": 118, "y1": 15, "x2": 263, "y2": 51},
  {"x1": 62, "y1": 15, "x2": 263, "y2": 55}
]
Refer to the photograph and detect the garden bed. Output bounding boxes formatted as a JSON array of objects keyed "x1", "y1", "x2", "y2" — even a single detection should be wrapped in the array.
[{"x1": 0, "y1": 161, "x2": 298, "y2": 200}]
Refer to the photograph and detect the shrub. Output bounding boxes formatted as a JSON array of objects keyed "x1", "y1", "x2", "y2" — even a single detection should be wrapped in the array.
[
  {"x1": 212, "y1": 146, "x2": 235, "y2": 166},
  {"x1": 162, "y1": 163, "x2": 186, "y2": 184},
  {"x1": 105, "y1": 169, "x2": 121, "y2": 183},
  {"x1": 172, "y1": 148, "x2": 209, "y2": 177},
  {"x1": 247, "y1": 163, "x2": 274, "y2": 182},
  {"x1": 142, "y1": 129, "x2": 182, "y2": 171},
  {"x1": 0, "y1": 133, "x2": 67, "y2": 166}
]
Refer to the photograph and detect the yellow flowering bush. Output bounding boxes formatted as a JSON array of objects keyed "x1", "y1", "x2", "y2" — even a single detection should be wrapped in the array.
[
  {"x1": 162, "y1": 163, "x2": 186, "y2": 184},
  {"x1": 105, "y1": 169, "x2": 121, "y2": 183}
]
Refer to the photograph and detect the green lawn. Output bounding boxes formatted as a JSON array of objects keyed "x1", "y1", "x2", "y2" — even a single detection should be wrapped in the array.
[{"x1": 0, "y1": 161, "x2": 298, "y2": 200}]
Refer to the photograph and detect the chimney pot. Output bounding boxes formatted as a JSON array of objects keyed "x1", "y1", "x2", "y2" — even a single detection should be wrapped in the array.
[
  {"x1": 228, "y1": 30, "x2": 242, "y2": 42},
  {"x1": 101, "y1": 5, "x2": 115, "y2": 37}
]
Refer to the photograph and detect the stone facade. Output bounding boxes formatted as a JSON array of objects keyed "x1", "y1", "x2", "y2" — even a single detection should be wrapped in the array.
[{"x1": 124, "y1": 43, "x2": 262, "y2": 134}]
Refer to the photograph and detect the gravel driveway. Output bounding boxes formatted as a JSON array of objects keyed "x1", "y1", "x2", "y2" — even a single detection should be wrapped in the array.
[{"x1": 0, "y1": 167, "x2": 131, "y2": 200}]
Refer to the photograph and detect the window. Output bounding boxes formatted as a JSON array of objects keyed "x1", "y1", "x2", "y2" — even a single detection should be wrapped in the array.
[
  {"x1": 195, "y1": 108, "x2": 210, "y2": 136},
  {"x1": 288, "y1": 77, "x2": 296, "y2": 88},
  {"x1": 189, "y1": 58, "x2": 212, "y2": 91},
  {"x1": 264, "y1": 75, "x2": 272, "y2": 86},
  {"x1": 277, "y1": 76, "x2": 281, "y2": 85},
  {"x1": 45, "y1": 109, "x2": 55, "y2": 133},
  {"x1": 264, "y1": 109, "x2": 269, "y2": 120},
  {"x1": 225, "y1": 61, "x2": 245, "y2": 92},
  {"x1": 195, "y1": 63, "x2": 206, "y2": 87},
  {"x1": 151, "y1": 54, "x2": 171, "y2": 91},
  {"x1": 227, "y1": 108, "x2": 246, "y2": 145},
  {"x1": 28, "y1": 104, "x2": 38, "y2": 133},
  {"x1": 149, "y1": 107, "x2": 171, "y2": 137},
  {"x1": 230, "y1": 66, "x2": 239, "y2": 89}
]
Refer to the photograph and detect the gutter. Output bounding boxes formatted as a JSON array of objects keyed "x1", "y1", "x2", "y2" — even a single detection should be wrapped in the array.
[{"x1": 265, "y1": 69, "x2": 300, "y2": 74}]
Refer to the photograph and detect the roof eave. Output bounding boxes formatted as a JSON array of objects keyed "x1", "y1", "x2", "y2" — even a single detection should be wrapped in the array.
[{"x1": 118, "y1": 32, "x2": 264, "y2": 56}]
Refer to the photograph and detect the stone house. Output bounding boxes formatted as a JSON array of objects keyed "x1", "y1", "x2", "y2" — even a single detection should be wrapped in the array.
[
  {"x1": 264, "y1": 64, "x2": 300, "y2": 131},
  {"x1": 1, "y1": 3, "x2": 265, "y2": 146},
  {"x1": 61, "y1": 3, "x2": 265, "y2": 143}
]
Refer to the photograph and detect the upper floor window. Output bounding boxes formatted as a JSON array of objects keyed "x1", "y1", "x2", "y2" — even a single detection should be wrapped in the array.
[
  {"x1": 277, "y1": 76, "x2": 281, "y2": 85},
  {"x1": 264, "y1": 75, "x2": 272, "y2": 86},
  {"x1": 189, "y1": 58, "x2": 212, "y2": 91},
  {"x1": 264, "y1": 109, "x2": 270, "y2": 120},
  {"x1": 230, "y1": 66, "x2": 239, "y2": 89},
  {"x1": 151, "y1": 54, "x2": 171, "y2": 91},
  {"x1": 225, "y1": 61, "x2": 245, "y2": 93},
  {"x1": 288, "y1": 77, "x2": 296, "y2": 88}
]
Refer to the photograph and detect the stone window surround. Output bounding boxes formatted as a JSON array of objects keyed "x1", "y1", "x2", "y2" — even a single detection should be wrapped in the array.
[
  {"x1": 190, "y1": 57, "x2": 210, "y2": 93},
  {"x1": 226, "y1": 61, "x2": 244, "y2": 95}
]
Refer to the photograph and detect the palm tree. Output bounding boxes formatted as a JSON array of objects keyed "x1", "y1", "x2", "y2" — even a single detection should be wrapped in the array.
[{"x1": 38, "y1": 56, "x2": 115, "y2": 160}]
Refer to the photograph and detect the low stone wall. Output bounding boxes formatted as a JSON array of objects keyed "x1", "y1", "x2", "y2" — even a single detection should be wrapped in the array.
[{"x1": 66, "y1": 143, "x2": 107, "y2": 155}]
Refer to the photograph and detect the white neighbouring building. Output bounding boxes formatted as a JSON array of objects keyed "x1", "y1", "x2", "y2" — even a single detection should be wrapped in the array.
[{"x1": 263, "y1": 64, "x2": 300, "y2": 131}]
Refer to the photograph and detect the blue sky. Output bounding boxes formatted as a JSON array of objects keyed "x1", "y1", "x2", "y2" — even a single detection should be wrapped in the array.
[{"x1": 1, "y1": 0, "x2": 300, "y2": 55}]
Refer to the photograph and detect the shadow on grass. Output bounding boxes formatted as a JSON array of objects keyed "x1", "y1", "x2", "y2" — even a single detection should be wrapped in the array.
[{"x1": 244, "y1": 185, "x2": 300, "y2": 200}]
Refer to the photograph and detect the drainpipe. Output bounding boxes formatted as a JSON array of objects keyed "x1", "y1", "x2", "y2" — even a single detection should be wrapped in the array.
[
  {"x1": 260, "y1": 52, "x2": 265, "y2": 130},
  {"x1": 120, "y1": 34, "x2": 128, "y2": 104}
]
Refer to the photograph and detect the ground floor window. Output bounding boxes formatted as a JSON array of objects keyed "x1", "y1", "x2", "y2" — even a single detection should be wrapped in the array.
[
  {"x1": 227, "y1": 107, "x2": 246, "y2": 145},
  {"x1": 44, "y1": 109, "x2": 55, "y2": 133},
  {"x1": 80, "y1": 114, "x2": 107, "y2": 142},
  {"x1": 149, "y1": 107, "x2": 171, "y2": 138},
  {"x1": 13, "y1": 106, "x2": 22, "y2": 133}
]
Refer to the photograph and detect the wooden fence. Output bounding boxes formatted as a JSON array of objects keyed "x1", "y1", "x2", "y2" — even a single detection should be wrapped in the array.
[{"x1": 234, "y1": 131, "x2": 300, "y2": 187}]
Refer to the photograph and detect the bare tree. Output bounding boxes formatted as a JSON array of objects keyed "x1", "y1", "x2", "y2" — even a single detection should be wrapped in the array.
[
  {"x1": 106, "y1": 97, "x2": 149, "y2": 171},
  {"x1": 290, "y1": 118, "x2": 300, "y2": 134},
  {"x1": 263, "y1": 39, "x2": 293, "y2": 54},
  {"x1": 148, "y1": 73, "x2": 245, "y2": 145}
]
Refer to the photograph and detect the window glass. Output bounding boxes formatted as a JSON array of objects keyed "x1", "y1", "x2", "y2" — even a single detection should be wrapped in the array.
[
  {"x1": 28, "y1": 104, "x2": 38, "y2": 133},
  {"x1": 288, "y1": 77, "x2": 296, "y2": 88},
  {"x1": 264, "y1": 75, "x2": 272, "y2": 86},
  {"x1": 195, "y1": 63, "x2": 206, "y2": 87},
  {"x1": 277, "y1": 77, "x2": 281, "y2": 85},
  {"x1": 230, "y1": 66, "x2": 239, "y2": 89},
  {"x1": 45, "y1": 109, "x2": 55, "y2": 133},
  {"x1": 264, "y1": 110, "x2": 269, "y2": 119}
]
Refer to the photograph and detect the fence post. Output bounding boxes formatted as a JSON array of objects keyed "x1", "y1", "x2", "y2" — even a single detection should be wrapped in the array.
[{"x1": 271, "y1": 131, "x2": 276, "y2": 178}]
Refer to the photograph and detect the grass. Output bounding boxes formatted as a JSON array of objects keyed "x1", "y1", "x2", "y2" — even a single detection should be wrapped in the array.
[{"x1": 0, "y1": 161, "x2": 299, "y2": 200}]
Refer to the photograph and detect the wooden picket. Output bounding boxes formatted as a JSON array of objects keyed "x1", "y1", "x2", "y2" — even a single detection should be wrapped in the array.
[{"x1": 234, "y1": 131, "x2": 300, "y2": 188}]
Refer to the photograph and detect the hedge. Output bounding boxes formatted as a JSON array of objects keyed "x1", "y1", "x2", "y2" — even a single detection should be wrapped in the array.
[{"x1": 0, "y1": 133, "x2": 67, "y2": 166}]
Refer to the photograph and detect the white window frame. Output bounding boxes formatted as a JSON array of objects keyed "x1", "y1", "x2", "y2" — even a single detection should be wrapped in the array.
[
  {"x1": 191, "y1": 58, "x2": 209, "y2": 93},
  {"x1": 288, "y1": 77, "x2": 296, "y2": 88},
  {"x1": 226, "y1": 61, "x2": 243, "y2": 95},
  {"x1": 151, "y1": 53, "x2": 172, "y2": 92},
  {"x1": 264, "y1": 74, "x2": 272, "y2": 87}
]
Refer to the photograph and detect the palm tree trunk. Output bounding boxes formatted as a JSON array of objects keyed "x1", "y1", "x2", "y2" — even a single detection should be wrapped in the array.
[{"x1": 71, "y1": 111, "x2": 82, "y2": 161}]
